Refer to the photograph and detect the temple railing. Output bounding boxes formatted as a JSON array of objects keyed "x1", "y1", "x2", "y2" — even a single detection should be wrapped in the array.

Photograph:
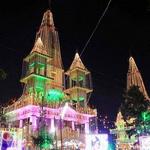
[
  {"x1": 75, "y1": 105, "x2": 97, "y2": 116},
  {"x1": 3, "y1": 95, "x2": 34, "y2": 113},
  {"x1": 4, "y1": 95, "x2": 97, "y2": 116}
]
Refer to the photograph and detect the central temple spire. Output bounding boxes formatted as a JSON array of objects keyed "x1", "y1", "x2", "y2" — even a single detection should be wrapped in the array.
[
  {"x1": 21, "y1": 9, "x2": 64, "y2": 97},
  {"x1": 40, "y1": 10, "x2": 54, "y2": 28},
  {"x1": 127, "y1": 56, "x2": 149, "y2": 100},
  {"x1": 36, "y1": 10, "x2": 62, "y2": 69}
]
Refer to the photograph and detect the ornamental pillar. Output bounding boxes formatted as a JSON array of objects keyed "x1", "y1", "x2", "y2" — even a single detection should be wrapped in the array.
[
  {"x1": 30, "y1": 116, "x2": 37, "y2": 131},
  {"x1": 85, "y1": 122, "x2": 89, "y2": 134},
  {"x1": 50, "y1": 118, "x2": 55, "y2": 133},
  {"x1": 72, "y1": 121, "x2": 75, "y2": 130},
  {"x1": 19, "y1": 119, "x2": 23, "y2": 128}
]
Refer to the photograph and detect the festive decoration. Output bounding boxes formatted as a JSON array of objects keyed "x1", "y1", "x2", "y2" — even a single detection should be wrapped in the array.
[
  {"x1": 110, "y1": 111, "x2": 136, "y2": 149},
  {"x1": 136, "y1": 111, "x2": 150, "y2": 135},
  {"x1": 98, "y1": 115, "x2": 114, "y2": 132},
  {"x1": 32, "y1": 128, "x2": 53, "y2": 149},
  {"x1": 111, "y1": 56, "x2": 150, "y2": 150},
  {"x1": 46, "y1": 89, "x2": 64, "y2": 102},
  {"x1": 2, "y1": 9, "x2": 97, "y2": 149},
  {"x1": 0, "y1": 128, "x2": 23, "y2": 150},
  {"x1": 120, "y1": 85, "x2": 150, "y2": 137},
  {"x1": 121, "y1": 57, "x2": 150, "y2": 138},
  {"x1": 139, "y1": 136, "x2": 150, "y2": 150},
  {"x1": 65, "y1": 52, "x2": 93, "y2": 106},
  {"x1": 127, "y1": 56, "x2": 149, "y2": 100}
]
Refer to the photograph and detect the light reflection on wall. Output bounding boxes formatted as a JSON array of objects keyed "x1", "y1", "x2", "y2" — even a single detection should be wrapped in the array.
[
  {"x1": 86, "y1": 134, "x2": 108, "y2": 150},
  {"x1": 139, "y1": 136, "x2": 150, "y2": 150}
]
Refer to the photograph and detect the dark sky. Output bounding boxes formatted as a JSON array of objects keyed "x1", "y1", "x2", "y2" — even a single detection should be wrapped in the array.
[{"x1": 0, "y1": 0, "x2": 150, "y2": 121}]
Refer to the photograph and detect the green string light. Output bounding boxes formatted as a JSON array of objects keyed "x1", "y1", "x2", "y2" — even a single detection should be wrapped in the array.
[{"x1": 46, "y1": 89, "x2": 64, "y2": 102}]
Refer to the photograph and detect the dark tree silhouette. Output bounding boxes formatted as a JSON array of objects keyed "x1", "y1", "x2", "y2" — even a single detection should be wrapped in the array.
[{"x1": 120, "y1": 85, "x2": 150, "y2": 137}]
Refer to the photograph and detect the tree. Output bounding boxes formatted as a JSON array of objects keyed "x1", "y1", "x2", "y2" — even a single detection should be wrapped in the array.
[
  {"x1": 32, "y1": 128, "x2": 54, "y2": 150},
  {"x1": 120, "y1": 85, "x2": 150, "y2": 137}
]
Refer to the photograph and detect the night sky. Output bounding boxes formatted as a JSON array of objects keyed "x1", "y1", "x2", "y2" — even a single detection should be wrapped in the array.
[{"x1": 0, "y1": 0, "x2": 150, "y2": 121}]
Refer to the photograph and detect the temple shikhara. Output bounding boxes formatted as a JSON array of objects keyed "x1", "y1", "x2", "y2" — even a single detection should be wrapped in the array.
[
  {"x1": 127, "y1": 57, "x2": 149, "y2": 100},
  {"x1": 1, "y1": 10, "x2": 98, "y2": 149}
]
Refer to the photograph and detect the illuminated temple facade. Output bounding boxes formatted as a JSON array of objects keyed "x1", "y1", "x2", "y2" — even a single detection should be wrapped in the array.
[
  {"x1": 127, "y1": 57, "x2": 149, "y2": 100},
  {"x1": 111, "y1": 56, "x2": 149, "y2": 150},
  {"x1": 3, "y1": 10, "x2": 97, "y2": 149}
]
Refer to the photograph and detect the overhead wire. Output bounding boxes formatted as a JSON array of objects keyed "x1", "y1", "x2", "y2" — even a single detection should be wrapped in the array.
[
  {"x1": 1, "y1": 0, "x2": 113, "y2": 106},
  {"x1": 79, "y1": 0, "x2": 112, "y2": 104},
  {"x1": 80, "y1": 0, "x2": 112, "y2": 57},
  {"x1": 63, "y1": 0, "x2": 112, "y2": 105}
]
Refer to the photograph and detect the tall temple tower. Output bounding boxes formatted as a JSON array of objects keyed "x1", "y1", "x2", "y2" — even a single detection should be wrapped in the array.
[
  {"x1": 21, "y1": 37, "x2": 52, "y2": 100},
  {"x1": 65, "y1": 52, "x2": 93, "y2": 107},
  {"x1": 127, "y1": 56, "x2": 149, "y2": 100},
  {"x1": 3, "y1": 9, "x2": 97, "y2": 149},
  {"x1": 20, "y1": 10, "x2": 64, "y2": 103},
  {"x1": 35, "y1": 10, "x2": 64, "y2": 90},
  {"x1": 111, "y1": 56, "x2": 149, "y2": 150}
]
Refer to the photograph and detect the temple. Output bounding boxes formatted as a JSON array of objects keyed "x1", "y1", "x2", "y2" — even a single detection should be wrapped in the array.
[
  {"x1": 2, "y1": 10, "x2": 97, "y2": 149},
  {"x1": 110, "y1": 56, "x2": 149, "y2": 150}
]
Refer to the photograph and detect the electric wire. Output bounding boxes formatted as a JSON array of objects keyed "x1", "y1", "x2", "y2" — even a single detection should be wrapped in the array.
[
  {"x1": 1, "y1": 0, "x2": 113, "y2": 106},
  {"x1": 80, "y1": 0, "x2": 112, "y2": 57},
  {"x1": 81, "y1": 0, "x2": 112, "y2": 104},
  {"x1": 64, "y1": 0, "x2": 112, "y2": 104}
]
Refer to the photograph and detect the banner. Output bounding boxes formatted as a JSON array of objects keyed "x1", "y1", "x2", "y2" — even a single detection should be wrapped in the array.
[{"x1": 0, "y1": 129, "x2": 23, "y2": 150}]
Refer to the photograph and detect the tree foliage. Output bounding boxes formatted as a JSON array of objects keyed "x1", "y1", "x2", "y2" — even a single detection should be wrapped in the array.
[
  {"x1": 32, "y1": 128, "x2": 54, "y2": 149},
  {"x1": 120, "y1": 85, "x2": 150, "y2": 137}
]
